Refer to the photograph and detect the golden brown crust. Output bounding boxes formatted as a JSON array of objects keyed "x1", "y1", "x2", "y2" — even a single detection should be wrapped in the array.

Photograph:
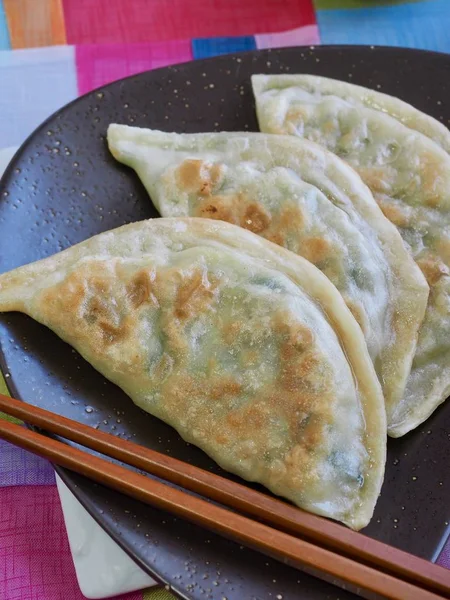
[
  {"x1": 377, "y1": 198, "x2": 410, "y2": 228},
  {"x1": 417, "y1": 256, "x2": 450, "y2": 286},
  {"x1": 437, "y1": 238, "x2": 450, "y2": 264},
  {"x1": 126, "y1": 269, "x2": 158, "y2": 308},
  {"x1": 300, "y1": 237, "x2": 333, "y2": 265},
  {"x1": 176, "y1": 159, "x2": 223, "y2": 196},
  {"x1": 190, "y1": 165, "x2": 307, "y2": 247},
  {"x1": 279, "y1": 203, "x2": 305, "y2": 231},
  {"x1": 196, "y1": 194, "x2": 240, "y2": 224},
  {"x1": 355, "y1": 167, "x2": 396, "y2": 195},
  {"x1": 174, "y1": 269, "x2": 218, "y2": 320},
  {"x1": 196, "y1": 192, "x2": 274, "y2": 236},
  {"x1": 242, "y1": 203, "x2": 272, "y2": 234},
  {"x1": 419, "y1": 151, "x2": 443, "y2": 207}
]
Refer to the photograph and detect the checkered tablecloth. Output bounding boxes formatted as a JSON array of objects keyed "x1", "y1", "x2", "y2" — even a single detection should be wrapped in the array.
[{"x1": 0, "y1": 1, "x2": 449, "y2": 599}]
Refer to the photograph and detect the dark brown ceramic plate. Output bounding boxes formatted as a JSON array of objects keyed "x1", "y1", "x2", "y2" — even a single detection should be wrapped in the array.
[{"x1": 0, "y1": 46, "x2": 449, "y2": 600}]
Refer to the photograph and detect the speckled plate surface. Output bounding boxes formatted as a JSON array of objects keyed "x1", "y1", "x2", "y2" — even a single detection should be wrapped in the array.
[{"x1": 0, "y1": 46, "x2": 449, "y2": 600}]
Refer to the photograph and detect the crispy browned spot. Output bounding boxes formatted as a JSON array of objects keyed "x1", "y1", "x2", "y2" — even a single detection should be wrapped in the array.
[
  {"x1": 226, "y1": 403, "x2": 268, "y2": 431},
  {"x1": 265, "y1": 232, "x2": 285, "y2": 246},
  {"x1": 176, "y1": 159, "x2": 223, "y2": 196},
  {"x1": 174, "y1": 269, "x2": 218, "y2": 320},
  {"x1": 207, "y1": 164, "x2": 222, "y2": 190},
  {"x1": 159, "y1": 311, "x2": 189, "y2": 355},
  {"x1": 284, "y1": 435, "x2": 323, "y2": 488},
  {"x1": 241, "y1": 203, "x2": 271, "y2": 234},
  {"x1": 301, "y1": 237, "x2": 332, "y2": 264},
  {"x1": 214, "y1": 434, "x2": 230, "y2": 445},
  {"x1": 417, "y1": 256, "x2": 449, "y2": 286},
  {"x1": 198, "y1": 176, "x2": 215, "y2": 197},
  {"x1": 176, "y1": 159, "x2": 203, "y2": 192},
  {"x1": 263, "y1": 204, "x2": 304, "y2": 249},
  {"x1": 50, "y1": 270, "x2": 89, "y2": 315},
  {"x1": 195, "y1": 194, "x2": 239, "y2": 224},
  {"x1": 198, "y1": 195, "x2": 305, "y2": 253},
  {"x1": 425, "y1": 194, "x2": 441, "y2": 208},
  {"x1": 357, "y1": 167, "x2": 394, "y2": 194},
  {"x1": 209, "y1": 378, "x2": 242, "y2": 400},
  {"x1": 49, "y1": 268, "x2": 118, "y2": 330},
  {"x1": 279, "y1": 353, "x2": 319, "y2": 393},
  {"x1": 97, "y1": 318, "x2": 130, "y2": 344},
  {"x1": 278, "y1": 319, "x2": 315, "y2": 354},
  {"x1": 162, "y1": 372, "x2": 242, "y2": 417},
  {"x1": 275, "y1": 317, "x2": 319, "y2": 393},
  {"x1": 377, "y1": 198, "x2": 410, "y2": 228},
  {"x1": 85, "y1": 298, "x2": 131, "y2": 346},
  {"x1": 221, "y1": 320, "x2": 242, "y2": 345},
  {"x1": 161, "y1": 373, "x2": 197, "y2": 410},
  {"x1": 126, "y1": 270, "x2": 158, "y2": 308},
  {"x1": 37, "y1": 262, "x2": 150, "y2": 373},
  {"x1": 437, "y1": 238, "x2": 450, "y2": 264},
  {"x1": 301, "y1": 414, "x2": 326, "y2": 452},
  {"x1": 280, "y1": 204, "x2": 304, "y2": 231},
  {"x1": 419, "y1": 152, "x2": 443, "y2": 207},
  {"x1": 155, "y1": 267, "x2": 220, "y2": 357},
  {"x1": 283, "y1": 445, "x2": 312, "y2": 485}
]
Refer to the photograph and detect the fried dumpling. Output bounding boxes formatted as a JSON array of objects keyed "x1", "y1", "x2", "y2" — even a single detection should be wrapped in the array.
[
  {"x1": 0, "y1": 218, "x2": 385, "y2": 529},
  {"x1": 107, "y1": 125, "x2": 428, "y2": 437},
  {"x1": 252, "y1": 74, "x2": 450, "y2": 437},
  {"x1": 251, "y1": 74, "x2": 450, "y2": 153}
]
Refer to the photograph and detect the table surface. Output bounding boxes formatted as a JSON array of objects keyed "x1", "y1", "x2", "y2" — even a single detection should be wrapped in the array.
[{"x1": 0, "y1": 1, "x2": 449, "y2": 599}]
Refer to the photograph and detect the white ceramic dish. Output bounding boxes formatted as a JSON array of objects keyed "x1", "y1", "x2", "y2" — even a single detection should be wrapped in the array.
[{"x1": 56, "y1": 475, "x2": 155, "y2": 599}]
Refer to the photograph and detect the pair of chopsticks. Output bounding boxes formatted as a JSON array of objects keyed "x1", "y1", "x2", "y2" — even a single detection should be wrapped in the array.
[{"x1": 0, "y1": 393, "x2": 449, "y2": 600}]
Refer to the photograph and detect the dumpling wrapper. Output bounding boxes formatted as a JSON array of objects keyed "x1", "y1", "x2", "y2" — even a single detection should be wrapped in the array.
[
  {"x1": 252, "y1": 74, "x2": 450, "y2": 153},
  {"x1": 0, "y1": 217, "x2": 386, "y2": 529},
  {"x1": 107, "y1": 125, "x2": 428, "y2": 437},
  {"x1": 252, "y1": 73, "x2": 450, "y2": 437}
]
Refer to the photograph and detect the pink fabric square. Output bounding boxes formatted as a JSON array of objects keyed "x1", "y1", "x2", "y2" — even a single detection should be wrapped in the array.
[
  {"x1": 0, "y1": 485, "x2": 142, "y2": 600},
  {"x1": 255, "y1": 25, "x2": 320, "y2": 49},
  {"x1": 76, "y1": 41, "x2": 193, "y2": 95},
  {"x1": 63, "y1": 0, "x2": 316, "y2": 45}
]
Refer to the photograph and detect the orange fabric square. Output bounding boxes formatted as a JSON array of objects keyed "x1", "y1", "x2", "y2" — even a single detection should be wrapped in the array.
[{"x1": 4, "y1": 0, "x2": 66, "y2": 49}]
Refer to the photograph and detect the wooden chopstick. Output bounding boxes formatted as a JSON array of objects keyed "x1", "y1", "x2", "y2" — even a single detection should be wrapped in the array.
[
  {"x1": 0, "y1": 416, "x2": 442, "y2": 600},
  {"x1": 0, "y1": 395, "x2": 448, "y2": 600},
  {"x1": 0, "y1": 393, "x2": 448, "y2": 597}
]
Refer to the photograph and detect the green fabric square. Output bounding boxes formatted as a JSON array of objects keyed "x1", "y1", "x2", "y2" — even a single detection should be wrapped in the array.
[
  {"x1": 143, "y1": 588, "x2": 175, "y2": 600},
  {"x1": 0, "y1": 372, "x2": 9, "y2": 396},
  {"x1": 0, "y1": 372, "x2": 22, "y2": 423}
]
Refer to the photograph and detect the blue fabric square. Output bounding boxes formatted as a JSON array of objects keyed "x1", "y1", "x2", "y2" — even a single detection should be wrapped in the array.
[
  {"x1": 0, "y1": 46, "x2": 78, "y2": 147},
  {"x1": 192, "y1": 36, "x2": 257, "y2": 59},
  {"x1": 0, "y1": 1, "x2": 11, "y2": 50},
  {"x1": 317, "y1": 0, "x2": 450, "y2": 54}
]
